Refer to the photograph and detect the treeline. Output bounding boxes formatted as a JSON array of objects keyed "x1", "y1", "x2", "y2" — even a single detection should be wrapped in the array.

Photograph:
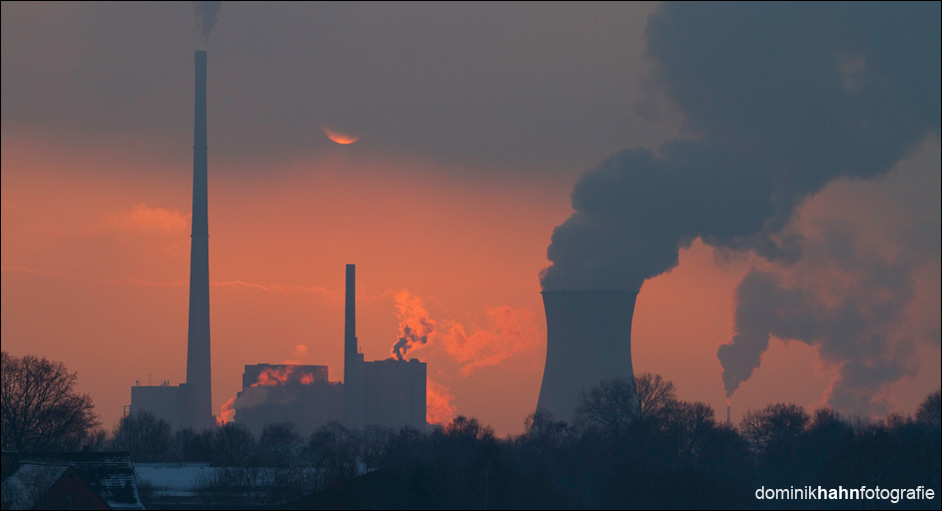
[
  {"x1": 3, "y1": 350, "x2": 939, "y2": 508},
  {"x1": 102, "y1": 374, "x2": 941, "y2": 509}
]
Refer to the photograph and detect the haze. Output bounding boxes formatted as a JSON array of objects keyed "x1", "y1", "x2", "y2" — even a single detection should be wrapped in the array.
[{"x1": 2, "y1": 2, "x2": 939, "y2": 436}]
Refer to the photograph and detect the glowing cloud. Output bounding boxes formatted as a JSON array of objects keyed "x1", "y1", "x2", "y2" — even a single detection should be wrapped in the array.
[
  {"x1": 322, "y1": 125, "x2": 361, "y2": 145},
  {"x1": 218, "y1": 397, "x2": 236, "y2": 425},
  {"x1": 103, "y1": 203, "x2": 189, "y2": 234},
  {"x1": 442, "y1": 306, "x2": 540, "y2": 376},
  {"x1": 427, "y1": 378, "x2": 457, "y2": 425}
]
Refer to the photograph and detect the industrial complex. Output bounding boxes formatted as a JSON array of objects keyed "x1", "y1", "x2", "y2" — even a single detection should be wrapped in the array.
[
  {"x1": 129, "y1": 51, "x2": 427, "y2": 434},
  {"x1": 129, "y1": 49, "x2": 638, "y2": 433}
]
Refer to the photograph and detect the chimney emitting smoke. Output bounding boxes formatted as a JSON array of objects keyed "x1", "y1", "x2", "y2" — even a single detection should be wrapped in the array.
[{"x1": 184, "y1": 50, "x2": 212, "y2": 429}]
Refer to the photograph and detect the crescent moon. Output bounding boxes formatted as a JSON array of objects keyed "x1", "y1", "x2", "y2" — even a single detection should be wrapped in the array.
[{"x1": 322, "y1": 126, "x2": 361, "y2": 145}]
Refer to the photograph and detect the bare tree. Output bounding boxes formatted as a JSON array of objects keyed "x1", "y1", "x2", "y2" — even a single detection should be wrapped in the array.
[
  {"x1": 634, "y1": 372, "x2": 677, "y2": 421},
  {"x1": 739, "y1": 403, "x2": 808, "y2": 455},
  {"x1": 573, "y1": 373, "x2": 679, "y2": 439},
  {"x1": 258, "y1": 422, "x2": 301, "y2": 467},
  {"x1": 522, "y1": 408, "x2": 571, "y2": 454},
  {"x1": 573, "y1": 377, "x2": 638, "y2": 439},
  {"x1": 307, "y1": 421, "x2": 360, "y2": 484},
  {"x1": 445, "y1": 415, "x2": 495, "y2": 441},
  {"x1": 914, "y1": 389, "x2": 941, "y2": 430},
  {"x1": 212, "y1": 423, "x2": 257, "y2": 466},
  {"x1": 112, "y1": 411, "x2": 172, "y2": 462},
  {"x1": 359, "y1": 424, "x2": 394, "y2": 473},
  {"x1": 1, "y1": 352, "x2": 100, "y2": 452},
  {"x1": 664, "y1": 401, "x2": 716, "y2": 458}
]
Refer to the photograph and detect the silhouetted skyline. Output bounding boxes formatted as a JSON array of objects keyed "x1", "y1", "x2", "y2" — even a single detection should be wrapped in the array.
[{"x1": 2, "y1": 2, "x2": 939, "y2": 436}]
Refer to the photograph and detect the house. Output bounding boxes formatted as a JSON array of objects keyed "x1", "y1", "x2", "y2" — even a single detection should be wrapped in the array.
[{"x1": 0, "y1": 452, "x2": 144, "y2": 510}]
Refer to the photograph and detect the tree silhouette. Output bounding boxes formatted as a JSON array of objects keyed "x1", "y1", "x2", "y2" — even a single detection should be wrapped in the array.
[
  {"x1": 573, "y1": 377, "x2": 638, "y2": 440},
  {"x1": 307, "y1": 421, "x2": 359, "y2": 483},
  {"x1": 1, "y1": 351, "x2": 100, "y2": 452},
  {"x1": 634, "y1": 372, "x2": 677, "y2": 421},
  {"x1": 111, "y1": 411, "x2": 172, "y2": 462},
  {"x1": 258, "y1": 422, "x2": 301, "y2": 467},
  {"x1": 212, "y1": 422, "x2": 257, "y2": 466},
  {"x1": 915, "y1": 389, "x2": 941, "y2": 430},
  {"x1": 740, "y1": 403, "x2": 809, "y2": 456}
]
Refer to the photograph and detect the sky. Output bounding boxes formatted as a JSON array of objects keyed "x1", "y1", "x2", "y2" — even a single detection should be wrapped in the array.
[{"x1": 2, "y1": 2, "x2": 939, "y2": 436}]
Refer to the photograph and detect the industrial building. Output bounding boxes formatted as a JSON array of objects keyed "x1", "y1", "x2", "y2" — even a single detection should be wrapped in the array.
[
  {"x1": 234, "y1": 364, "x2": 343, "y2": 436},
  {"x1": 231, "y1": 265, "x2": 427, "y2": 435},
  {"x1": 130, "y1": 51, "x2": 426, "y2": 433},
  {"x1": 341, "y1": 264, "x2": 426, "y2": 431}
]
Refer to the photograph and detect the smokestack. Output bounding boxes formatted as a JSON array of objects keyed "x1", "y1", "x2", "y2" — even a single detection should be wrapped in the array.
[
  {"x1": 727, "y1": 405, "x2": 731, "y2": 426},
  {"x1": 343, "y1": 264, "x2": 363, "y2": 427},
  {"x1": 537, "y1": 291, "x2": 638, "y2": 422},
  {"x1": 184, "y1": 50, "x2": 212, "y2": 429},
  {"x1": 345, "y1": 264, "x2": 356, "y2": 352}
]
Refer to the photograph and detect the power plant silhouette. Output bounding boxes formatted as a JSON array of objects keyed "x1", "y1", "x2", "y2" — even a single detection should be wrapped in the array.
[
  {"x1": 537, "y1": 291, "x2": 639, "y2": 421},
  {"x1": 129, "y1": 50, "x2": 640, "y2": 433},
  {"x1": 229, "y1": 265, "x2": 426, "y2": 435},
  {"x1": 129, "y1": 52, "x2": 426, "y2": 434}
]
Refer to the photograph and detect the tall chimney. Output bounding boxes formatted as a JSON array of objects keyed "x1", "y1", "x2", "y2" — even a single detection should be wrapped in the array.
[
  {"x1": 343, "y1": 264, "x2": 363, "y2": 427},
  {"x1": 537, "y1": 291, "x2": 638, "y2": 422},
  {"x1": 185, "y1": 50, "x2": 212, "y2": 429}
]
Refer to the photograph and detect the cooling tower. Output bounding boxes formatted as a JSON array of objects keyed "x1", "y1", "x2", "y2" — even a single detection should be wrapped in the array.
[
  {"x1": 184, "y1": 50, "x2": 213, "y2": 429},
  {"x1": 537, "y1": 291, "x2": 638, "y2": 422}
]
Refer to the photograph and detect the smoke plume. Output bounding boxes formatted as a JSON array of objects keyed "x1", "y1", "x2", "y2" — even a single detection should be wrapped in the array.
[
  {"x1": 427, "y1": 378, "x2": 457, "y2": 426},
  {"x1": 389, "y1": 290, "x2": 540, "y2": 372},
  {"x1": 719, "y1": 138, "x2": 940, "y2": 414},
  {"x1": 285, "y1": 344, "x2": 308, "y2": 364},
  {"x1": 441, "y1": 306, "x2": 540, "y2": 376},
  {"x1": 540, "y1": 3, "x2": 940, "y2": 408},
  {"x1": 194, "y1": 1, "x2": 221, "y2": 43},
  {"x1": 719, "y1": 228, "x2": 924, "y2": 408},
  {"x1": 217, "y1": 345, "x2": 317, "y2": 420},
  {"x1": 218, "y1": 397, "x2": 236, "y2": 425},
  {"x1": 392, "y1": 290, "x2": 436, "y2": 361}
]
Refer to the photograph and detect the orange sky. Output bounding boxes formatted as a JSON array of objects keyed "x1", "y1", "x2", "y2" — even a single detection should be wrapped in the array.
[
  {"x1": 3, "y1": 133, "x2": 938, "y2": 435},
  {"x1": 2, "y1": 3, "x2": 938, "y2": 438}
]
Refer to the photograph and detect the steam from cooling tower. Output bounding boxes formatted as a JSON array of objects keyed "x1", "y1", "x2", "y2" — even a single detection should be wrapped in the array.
[
  {"x1": 541, "y1": 3, "x2": 940, "y2": 408},
  {"x1": 194, "y1": 1, "x2": 221, "y2": 42}
]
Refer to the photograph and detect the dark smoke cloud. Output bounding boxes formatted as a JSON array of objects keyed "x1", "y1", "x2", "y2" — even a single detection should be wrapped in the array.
[
  {"x1": 541, "y1": 142, "x2": 781, "y2": 291},
  {"x1": 542, "y1": 2, "x2": 940, "y2": 292},
  {"x1": 540, "y1": 3, "x2": 940, "y2": 410},
  {"x1": 393, "y1": 323, "x2": 434, "y2": 361},
  {"x1": 719, "y1": 137, "x2": 940, "y2": 413},
  {"x1": 718, "y1": 220, "x2": 925, "y2": 413},
  {"x1": 194, "y1": 1, "x2": 221, "y2": 42}
]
